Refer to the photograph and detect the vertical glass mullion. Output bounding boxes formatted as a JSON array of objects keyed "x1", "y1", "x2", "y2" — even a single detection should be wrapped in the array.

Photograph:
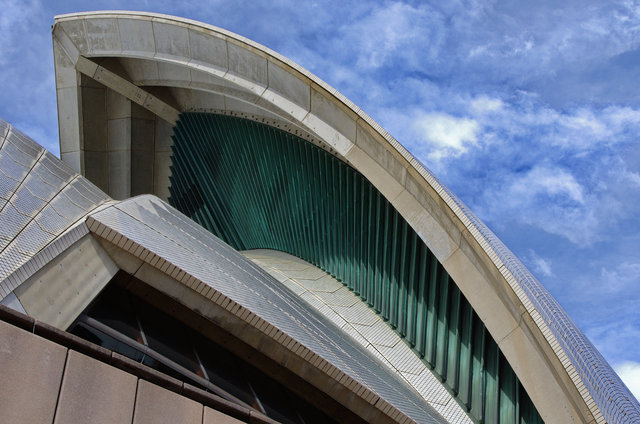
[
  {"x1": 381, "y1": 200, "x2": 391, "y2": 320},
  {"x1": 187, "y1": 115, "x2": 241, "y2": 248},
  {"x1": 355, "y1": 175, "x2": 367, "y2": 297},
  {"x1": 358, "y1": 177, "x2": 368, "y2": 297},
  {"x1": 296, "y1": 140, "x2": 311, "y2": 261},
  {"x1": 446, "y1": 285, "x2": 461, "y2": 391},
  {"x1": 333, "y1": 161, "x2": 340, "y2": 278},
  {"x1": 286, "y1": 137, "x2": 301, "y2": 256},
  {"x1": 425, "y1": 254, "x2": 439, "y2": 366},
  {"x1": 277, "y1": 132, "x2": 295, "y2": 253},
  {"x1": 499, "y1": 353, "x2": 517, "y2": 424},
  {"x1": 228, "y1": 119, "x2": 259, "y2": 248},
  {"x1": 221, "y1": 117, "x2": 256, "y2": 249},
  {"x1": 256, "y1": 127, "x2": 281, "y2": 250},
  {"x1": 415, "y1": 246, "x2": 428, "y2": 356},
  {"x1": 372, "y1": 190, "x2": 382, "y2": 312},
  {"x1": 388, "y1": 209, "x2": 400, "y2": 327},
  {"x1": 297, "y1": 141, "x2": 310, "y2": 256},
  {"x1": 518, "y1": 383, "x2": 543, "y2": 424},
  {"x1": 435, "y1": 269, "x2": 450, "y2": 377},
  {"x1": 316, "y1": 150, "x2": 329, "y2": 271},
  {"x1": 365, "y1": 184, "x2": 375, "y2": 304},
  {"x1": 326, "y1": 157, "x2": 334, "y2": 275},
  {"x1": 308, "y1": 144, "x2": 321, "y2": 266},
  {"x1": 348, "y1": 170, "x2": 356, "y2": 288},
  {"x1": 470, "y1": 316, "x2": 486, "y2": 422},
  {"x1": 226, "y1": 118, "x2": 263, "y2": 249},
  {"x1": 397, "y1": 220, "x2": 409, "y2": 336},
  {"x1": 345, "y1": 167, "x2": 354, "y2": 289},
  {"x1": 338, "y1": 162, "x2": 346, "y2": 281},
  {"x1": 266, "y1": 131, "x2": 285, "y2": 250},
  {"x1": 484, "y1": 337, "x2": 500, "y2": 424},
  {"x1": 458, "y1": 299, "x2": 474, "y2": 407},
  {"x1": 406, "y1": 230, "x2": 418, "y2": 345},
  {"x1": 327, "y1": 156, "x2": 336, "y2": 275}
]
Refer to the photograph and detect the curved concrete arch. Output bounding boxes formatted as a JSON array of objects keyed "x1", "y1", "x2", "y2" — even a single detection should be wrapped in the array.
[{"x1": 52, "y1": 11, "x2": 640, "y2": 424}]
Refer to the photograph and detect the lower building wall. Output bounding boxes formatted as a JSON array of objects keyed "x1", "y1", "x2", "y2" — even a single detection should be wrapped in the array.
[{"x1": 0, "y1": 307, "x2": 261, "y2": 424}]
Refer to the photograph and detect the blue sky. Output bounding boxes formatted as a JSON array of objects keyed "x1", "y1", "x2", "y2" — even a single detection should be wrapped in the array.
[{"x1": 1, "y1": 0, "x2": 640, "y2": 400}]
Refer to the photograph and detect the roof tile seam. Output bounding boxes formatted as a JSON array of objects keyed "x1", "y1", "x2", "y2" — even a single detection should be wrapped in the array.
[
  {"x1": 0, "y1": 121, "x2": 10, "y2": 150},
  {"x1": 0, "y1": 149, "x2": 109, "y2": 284},
  {"x1": 0, "y1": 143, "x2": 45, "y2": 218},
  {"x1": 0, "y1": 221, "x2": 90, "y2": 299}
]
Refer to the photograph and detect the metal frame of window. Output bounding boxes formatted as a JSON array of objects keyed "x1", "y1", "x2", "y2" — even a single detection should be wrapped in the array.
[{"x1": 74, "y1": 315, "x2": 254, "y2": 409}]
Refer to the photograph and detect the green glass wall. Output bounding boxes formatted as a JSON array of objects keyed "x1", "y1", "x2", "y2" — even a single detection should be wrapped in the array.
[{"x1": 169, "y1": 113, "x2": 543, "y2": 424}]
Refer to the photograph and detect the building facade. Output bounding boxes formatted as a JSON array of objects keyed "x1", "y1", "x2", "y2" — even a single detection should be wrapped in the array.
[{"x1": 0, "y1": 10, "x2": 639, "y2": 424}]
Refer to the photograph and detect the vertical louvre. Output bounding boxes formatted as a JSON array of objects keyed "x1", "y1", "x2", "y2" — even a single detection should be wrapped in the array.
[
  {"x1": 414, "y1": 246, "x2": 429, "y2": 356},
  {"x1": 500, "y1": 352, "x2": 517, "y2": 424},
  {"x1": 169, "y1": 113, "x2": 544, "y2": 424},
  {"x1": 458, "y1": 301, "x2": 474, "y2": 407},
  {"x1": 470, "y1": 318, "x2": 485, "y2": 422},
  {"x1": 425, "y1": 254, "x2": 439, "y2": 367},
  {"x1": 485, "y1": 338, "x2": 500, "y2": 424},
  {"x1": 446, "y1": 285, "x2": 461, "y2": 391},
  {"x1": 435, "y1": 269, "x2": 450, "y2": 377}
]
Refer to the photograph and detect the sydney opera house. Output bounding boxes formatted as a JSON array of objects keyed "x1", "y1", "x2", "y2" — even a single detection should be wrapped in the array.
[{"x1": 0, "y1": 11, "x2": 639, "y2": 424}]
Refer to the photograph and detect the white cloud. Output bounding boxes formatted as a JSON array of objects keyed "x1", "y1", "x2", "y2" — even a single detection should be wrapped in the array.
[
  {"x1": 412, "y1": 112, "x2": 479, "y2": 160},
  {"x1": 564, "y1": 108, "x2": 609, "y2": 136},
  {"x1": 615, "y1": 361, "x2": 640, "y2": 401},
  {"x1": 587, "y1": 322, "x2": 640, "y2": 375},
  {"x1": 601, "y1": 262, "x2": 640, "y2": 292},
  {"x1": 509, "y1": 166, "x2": 586, "y2": 205},
  {"x1": 620, "y1": 169, "x2": 640, "y2": 187},
  {"x1": 475, "y1": 166, "x2": 609, "y2": 245},
  {"x1": 465, "y1": 98, "x2": 640, "y2": 153},
  {"x1": 602, "y1": 106, "x2": 640, "y2": 131},
  {"x1": 470, "y1": 96, "x2": 504, "y2": 114},
  {"x1": 0, "y1": 0, "x2": 41, "y2": 60},
  {"x1": 526, "y1": 249, "x2": 554, "y2": 278},
  {"x1": 542, "y1": 106, "x2": 640, "y2": 150},
  {"x1": 344, "y1": 2, "x2": 444, "y2": 70}
]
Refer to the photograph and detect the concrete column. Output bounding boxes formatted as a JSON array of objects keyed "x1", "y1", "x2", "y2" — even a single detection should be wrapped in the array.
[
  {"x1": 81, "y1": 74, "x2": 109, "y2": 193},
  {"x1": 54, "y1": 39, "x2": 83, "y2": 173},
  {"x1": 107, "y1": 89, "x2": 132, "y2": 200},
  {"x1": 131, "y1": 104, "x2": 155, "y2": 196},
  {"x1": 154, "y1": 118, "x2": 174, "y2": 201}
]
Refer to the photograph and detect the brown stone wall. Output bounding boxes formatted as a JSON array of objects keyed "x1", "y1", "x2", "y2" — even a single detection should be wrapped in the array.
[{"x1": 0, "y1": 307, "x2": 259, "y2": 424}]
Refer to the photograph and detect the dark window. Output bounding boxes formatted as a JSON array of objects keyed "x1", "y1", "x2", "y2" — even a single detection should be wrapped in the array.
[{"x1": 69, "y1": 276, "x2": 337, "y2": 424}]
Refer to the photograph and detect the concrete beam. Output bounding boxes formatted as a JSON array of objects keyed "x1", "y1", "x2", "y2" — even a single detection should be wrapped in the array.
[{"x1": 76, "y1": 56, "x2": 179, "y2": 125}]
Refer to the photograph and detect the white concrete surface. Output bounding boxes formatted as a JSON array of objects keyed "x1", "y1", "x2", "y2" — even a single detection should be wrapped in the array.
[{"x1": 14, "y1": 235, "x2": 118, "y2": 329}]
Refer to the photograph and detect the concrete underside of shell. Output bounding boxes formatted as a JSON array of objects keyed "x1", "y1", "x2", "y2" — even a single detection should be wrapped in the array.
[{"x1": 41, "y1": 10, "x2": 640, "y2": 424}]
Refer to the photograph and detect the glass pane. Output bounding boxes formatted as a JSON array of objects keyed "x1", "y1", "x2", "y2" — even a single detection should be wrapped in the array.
[
  {"x1": 196, "y1": 338, "x2": 259, "y2": 409},
  {"x1": 70, "y1": 322, "x2": 145, "y2": 362},
  {"x1": 84, "y1": 274, "x2": 142, "y2": 343},
  {"x1": 135, "y1": 301, "x2": 202, "y2": 376}
]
